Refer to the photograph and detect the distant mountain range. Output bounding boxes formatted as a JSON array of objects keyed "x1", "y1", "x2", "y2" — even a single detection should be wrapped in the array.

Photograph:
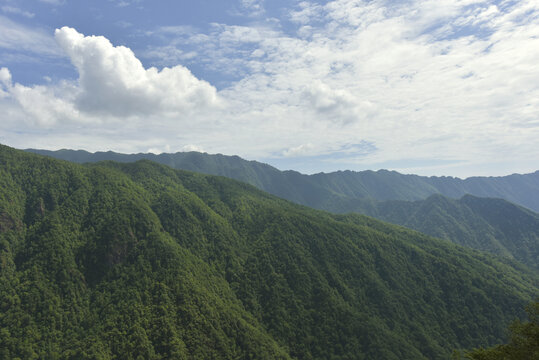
[
  {"x1": 26, "y1": 148, "x2": 539, "y2": 268},
  {"x1": 26, "y1": 148, "x2": 539, "y2": 213},
  {"x1": 3, "y1": 144, "x2": 538, "y2": 359}
]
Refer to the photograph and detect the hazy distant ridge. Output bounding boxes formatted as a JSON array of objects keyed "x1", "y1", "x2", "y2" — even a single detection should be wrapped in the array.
[{"x1": 27, "y1": 148, "x2": 539, "y2": 212}]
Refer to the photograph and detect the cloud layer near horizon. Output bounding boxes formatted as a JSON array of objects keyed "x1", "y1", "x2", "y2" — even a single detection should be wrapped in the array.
[{"x1": 1, "y1": 0, "x2": 539, "y2": 177}]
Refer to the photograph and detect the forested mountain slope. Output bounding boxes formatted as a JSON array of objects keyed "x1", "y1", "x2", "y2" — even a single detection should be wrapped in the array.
[
  {"x1": 3, "y1": 144, "x2": 537, "y2": 359},
  {"x1": 24, "y1": 148, "x2": 339, "y2": 209},
  {"x1": 26, "y1": 148, "x2": 539, "y2": 267},
  {"x1": 352, "y1": 194, "x2": 539, "y2": 269},
  {"x1": 26, "y1": 148, "x2": 539, "y2": 212}
]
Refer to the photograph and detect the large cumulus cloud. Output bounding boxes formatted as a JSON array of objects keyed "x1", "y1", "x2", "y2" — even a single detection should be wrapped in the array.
[
  {"x1": 3, "y1": 27, "x2": 219, "y2": 126},
  {"x1": 54, "y1": 27, "x2": 218, "y2": 117}
]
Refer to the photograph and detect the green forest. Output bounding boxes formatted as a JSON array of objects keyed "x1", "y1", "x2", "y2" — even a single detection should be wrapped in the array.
[
  {"x1": 2, "y1": 144, "x2": 538, "y2": 359},
  {"x1": 28, "y1": 148, "x2": 539, "y2": 267},
  {"x1": 27, "y1": 148, "x2": 539, "y2": 213},
  {"x1": 465, "y1": 301, "x2": 538, "y2": 359},
  {"x1": 352, "y1": 194, "x2": 539, "y2": 269}
]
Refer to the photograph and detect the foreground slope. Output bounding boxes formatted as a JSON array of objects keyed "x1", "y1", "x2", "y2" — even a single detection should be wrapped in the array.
[
  {"x1": 26, "y1": 148, "x2": 539, "y2": 212},
  {"x1": 2, "y1": 145, "x2": 538, "y2": 359},
  {"x1": 0, "y1": 146, "x2": 289, "y2": 359}
]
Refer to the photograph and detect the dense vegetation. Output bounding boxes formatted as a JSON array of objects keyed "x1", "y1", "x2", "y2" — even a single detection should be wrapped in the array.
[
  {"x1": 3, "y1": 145, "x2": 538, "y2": 359},
  {"x1": 356, "y1": 194, "x2": 539, "y2": 269},
  {"x1": 27, "y1": 148, "x2": 539, "y2": 212},
  {"x1": 465, "y1": 300, "x2": 538, "y2": 360},
  {"x1": 27, "y1": 148, "x2": 539, "y2": 267}
]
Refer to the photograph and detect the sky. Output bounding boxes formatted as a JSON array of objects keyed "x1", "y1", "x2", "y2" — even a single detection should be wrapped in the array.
[{"x1": 0, "y1": 0, "x2": 538, "y2": 178}]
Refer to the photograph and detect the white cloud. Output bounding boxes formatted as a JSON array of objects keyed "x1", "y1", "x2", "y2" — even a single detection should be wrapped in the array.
[
  {"x1": 239, "y1": 0, "x2": 265, "y2": 17},
  {"x1": 2, "y1": 1, "x2": 539, "y2": 177},
  {"x1": 115, "y1": 20, "x2": 133, "y2": 28},
  {"x1": 250, "y1": 48, "x2": 265, "y2": 57},
  {"x1": 38, "y1": 0, "x2": 65, "y2": 5},
  {"x1": 1, "y1": 26, "x2": 220, "y2": 131},
  {"x1": 147, "y1": 144, "x2": 171, "y2": 154},
  {"x1": 52, "y1": 26, "x2": 218, "y2": 117},
  {"x1": 304, "y1": 80, "x2": 367, "y2": 124},
  {"x1": 0, "y1": 67, "x2": 12, "y2": 87},
  {"x1": 0, "y1": 15, "x2": 62, "y2": 56},
  {"x1": 182, "y1": 144, "x2": 205, "y2": 152},
  {"x1": 10, "y1": 82, "x2": 81, "y2": 126},
  {"x1": 289, "y1": 2, "x2": 324, "y2": 24},
  {"x1": 110, "y1": 0, "x2": 144, "y2": 8},
  {"x1": 0, "y1": 67, "x2": 11, "y2": 98},
  {"x1": 1, "y1": 66, "x2": 82, "y2": 126},
  {"x1": 144, "y1": 45, "x2": 198, "y2": 66},
  {"x1": 148, "y1": 25, "x2": 198, "y2": 36},
  {"x1": 176, "y1": 0, "x2": 539, "y2": 175},
  {"x1": 282, "y1": 143, "x2": 315, "y2": 157},
  {"x1": 1, "y1": 6, "x2": 35, "y2": 18},
  {"x1": 218, "y1": 24, "x2": 264, "y2": 43}
]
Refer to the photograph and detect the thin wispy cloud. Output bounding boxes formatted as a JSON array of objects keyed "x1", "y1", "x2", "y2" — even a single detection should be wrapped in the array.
[
  {"x1": 37, "y1": 0, "x2": 65, "y2": 5},
  {"x1": 0, "y1": 15, "x2": 62, "y2": 56},
  {"x1": 1, "y1": 5, "x2": 35, "y2": 18},
  {"x1": 228, "y1": 0, "x2": 266, "y2": 18}
]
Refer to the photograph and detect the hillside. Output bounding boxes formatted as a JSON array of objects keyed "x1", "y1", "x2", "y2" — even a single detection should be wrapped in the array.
[
  {"x1": 352, "y1": 194, "x2": 539, "y2": 269},
  {"x1": 2, "y1": 144, "x2": 538, "y2": 359},
  {"x1": 23, "y1": 149, "x2": 341, "y2": 208},
  {"x1": 25, "y1": 149, "x2": 539, "y2": 267}
]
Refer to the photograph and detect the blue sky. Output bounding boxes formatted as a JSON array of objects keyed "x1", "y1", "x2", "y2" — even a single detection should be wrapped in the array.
[{"x1": 0, "y1": 0, "x2": 538, "y2": 177}]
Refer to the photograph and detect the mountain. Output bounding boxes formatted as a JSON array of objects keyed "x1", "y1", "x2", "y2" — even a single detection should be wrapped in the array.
[
  {"x1": 311, "y1": 169, "x2": 539, "y2": 213},
  {"x1": 25, "y1": 148, "x2": 539, "y2": 266},
  {"x1": 23, "y1": 149, "x2": 340, "y2": 209},
  {"x1": 3, "y1": 144, "x2": 538, "y2": 359},
  {"x1": 356, "y1": 194, "x2": 539, "y2": 269},
  {"x1": 26, "y1": 148, "x2": 539, "y2": 212}
]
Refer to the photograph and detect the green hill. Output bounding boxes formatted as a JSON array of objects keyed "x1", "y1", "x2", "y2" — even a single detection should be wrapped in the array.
[
  {"x1": 3, "y1": 144, "x2": 537, "y2": 359},
  {"x1": 26, "y1": 148, "x2": 539, "y2": 267},
  {"x1": 25, "y1": 148, "x2": 539, "y2": 212},
  {"x1": 352, "y1": 194, "x2": 539, "y2": 269}
]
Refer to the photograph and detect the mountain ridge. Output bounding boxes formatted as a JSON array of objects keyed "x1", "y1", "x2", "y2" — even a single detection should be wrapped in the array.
[
  {"x1": 24, "y1": 148, "x2": 539, "y2": 268},
  {"x1": 25, "y1": 148, "x2": 539, "y2": 212}
]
